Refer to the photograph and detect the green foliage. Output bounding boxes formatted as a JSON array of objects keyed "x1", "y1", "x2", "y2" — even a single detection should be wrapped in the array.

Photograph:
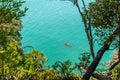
[
  {"x1": 96, "y1": 68, "x2": 107, "y2": 75},
  {"x1": 22, "y1": 50, "x2": 47, "y2": 79},
  {"x1": 53, "y1": 60, "x2": 74, "y2": 77},
  {"x1": 0, "y1": 0, "x2": 28, "y2": 24},
  {"x1": 111, "y1": 63, "x2": 120, "y2": 80},
  {"x1": 76, "y1": 52, "x2": 91, "y2": 75},
  {"x1": 0, "y1": 0, "x2": 27, "y2": 48},
  {"x1": 88, "y1": 0, "x2": 120, "y2": 46},
  {"x1": 32, "y1": 68, "x2": 60, "y2": 80},
  {"x1": 0, "y1": 20, "x2": 22, "y2": 48},
  {"x1": 52, "y1": 60, "x2": 81, "y2": 80},
  {"x1": 0, "y1": 45, "x2": 82, "y2": 80},
  {"x1": 0, "y1": 41, "x2": 23, "y2": 79},
  {"x1": 0, "y1": 44, "x2": 48, "y2": 80},
  {"x1": 89, "y1": 0, "x2": 120, "y2": 28},
  {"x1": 25, "y1": 50, "x2": 47, "y2": 70}
]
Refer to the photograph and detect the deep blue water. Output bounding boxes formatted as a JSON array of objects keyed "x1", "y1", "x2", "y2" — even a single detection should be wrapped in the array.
[{"x1": 21, "y1": 0, "x2": 113, "y2": 68}]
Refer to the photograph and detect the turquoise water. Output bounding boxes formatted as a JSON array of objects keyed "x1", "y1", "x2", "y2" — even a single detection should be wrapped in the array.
[{"x1": 21, "y1": 0, "x2": 113, "y2": 67}]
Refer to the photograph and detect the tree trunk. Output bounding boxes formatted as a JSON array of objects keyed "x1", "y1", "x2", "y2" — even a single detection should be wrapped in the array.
[
  {"x1": 75, "y1": 1, "x2": 95, "y2": 59},
  {"x1": 82, "y1": 43, "x2": 109, "y2": 80},
  {"x1": 82, "y1": 27, "x2": 120, "y2": 80}
]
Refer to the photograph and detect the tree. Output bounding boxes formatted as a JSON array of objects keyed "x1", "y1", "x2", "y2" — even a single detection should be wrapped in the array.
[
  {"x1": 0, "y1": 41, "x2": 23, "y2": 80},
  {"x1": 52, "y1": 60, "x2": 81, "y2": 80},
  {"x1": 0, "y1": 0, "x2": 28, "y2": 24},
  {"x1": 60, "y1": 0, "x2": 120, "y2": 79},
  {"x1": 61, "y1": 0, "x2": 95, "y2": 59},
  {"x1": 0, "y1": 0, "x2": 28, "y2": 48},
  {"x1": 83, "y1": 0, "x2": 120, "y2": 79},
  {"x1": 0, "y1": 0, "x2": 27, "y2": 79},
  {"x1": 21, "y1": 50, "x2": 47, "y2": 79},
  {"x1": 76, "y1": 52, "x2": 91, "y2": 75}
]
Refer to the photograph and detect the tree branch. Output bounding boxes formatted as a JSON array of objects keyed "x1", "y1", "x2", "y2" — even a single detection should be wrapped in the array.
[
  {"x1": 82, "y1": 27, "x2": 120, "y2": 80},
  {"x1": 75, "y1": 0, "x2": 95, "y2": 58},
  {"x1": 92, "y1": 73, "x2": 112, "y2": 80},
  {"x1": 109, "y1": 61, "x2": 120, "y2": 70}
]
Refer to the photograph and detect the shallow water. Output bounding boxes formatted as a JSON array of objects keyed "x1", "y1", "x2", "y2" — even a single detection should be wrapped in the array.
[{"x1": 21, "y1": 0, "x2": 113, "y2": 68}]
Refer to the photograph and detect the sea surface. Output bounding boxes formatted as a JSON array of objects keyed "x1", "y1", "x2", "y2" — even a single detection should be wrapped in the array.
[{"x1": 21, "y1": 0, "x2": 113, "y2": 68}]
